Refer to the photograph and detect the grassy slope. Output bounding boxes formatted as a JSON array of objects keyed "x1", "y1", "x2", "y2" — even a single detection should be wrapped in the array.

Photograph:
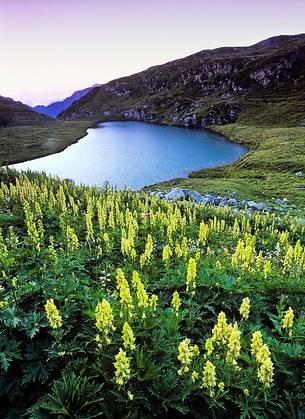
[
  {"x1": 0, "y1": 95, "x2": 93, "y2": 165},
  {"x1": 0, "y1": 121, "x2": 93, "y2": 165}
]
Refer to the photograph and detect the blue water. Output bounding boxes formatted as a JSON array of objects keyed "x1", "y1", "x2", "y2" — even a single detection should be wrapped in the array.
[{"x1": 12, "y1": 121, "x2": 246, "y2": 189}]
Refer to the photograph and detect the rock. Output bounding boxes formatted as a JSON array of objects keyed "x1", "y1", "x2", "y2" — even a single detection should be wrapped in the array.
[
  {"x1": 227, "y1": 198, "x2": 238, "y2": 206},
  {"x1": 275, "y1": 198, "x2": 287, "y2": 206},
  {"x1": 182, "y1": 189, "x2": 204, "y2": 203},
  {"x1": 295, "y1": 171, "x2": 303, "y2": 177},
  {"x1": 245, "y1": 201, "x2": 269, "y2": 211},
  {"x1": 164, "y1": 188, "x2": 186, "y2": 201}
]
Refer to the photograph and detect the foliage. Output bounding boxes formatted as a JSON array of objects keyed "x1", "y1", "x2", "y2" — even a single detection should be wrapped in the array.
[{"x1": 0, "y1": 169, "x2": 304, "y2": 418}]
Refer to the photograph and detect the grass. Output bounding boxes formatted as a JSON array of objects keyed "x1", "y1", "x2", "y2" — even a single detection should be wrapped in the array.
[{"x1": 0, "y1": 120, "x2": 93, "y2": 165}]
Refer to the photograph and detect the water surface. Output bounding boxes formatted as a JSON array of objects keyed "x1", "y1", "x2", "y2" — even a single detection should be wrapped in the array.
[{"x1": 12, "y1": 121, "x2": 246, "y2": 189}]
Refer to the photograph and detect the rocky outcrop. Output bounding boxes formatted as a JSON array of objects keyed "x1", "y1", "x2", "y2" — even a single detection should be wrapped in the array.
[
  {"x1": 60, "y1": 34, "x2": 305, "y2": 128},
  {"x1": 150, "y1": 188, "x2": 282, "y2": 212}
]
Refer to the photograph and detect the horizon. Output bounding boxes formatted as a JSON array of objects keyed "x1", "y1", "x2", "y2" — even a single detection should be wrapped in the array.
[{"x1": 1, "y1": 0, "x2": 305, "y2": 106}]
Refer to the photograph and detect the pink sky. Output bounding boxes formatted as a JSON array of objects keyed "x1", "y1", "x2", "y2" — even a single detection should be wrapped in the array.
[{"x1": 0, "y1": 0, "x2": 304, "y2": 106}]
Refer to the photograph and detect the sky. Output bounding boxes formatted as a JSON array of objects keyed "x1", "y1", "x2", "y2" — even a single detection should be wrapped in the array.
[{"x1": 0, "y1": 0, "x2": 304, "y2": 106}]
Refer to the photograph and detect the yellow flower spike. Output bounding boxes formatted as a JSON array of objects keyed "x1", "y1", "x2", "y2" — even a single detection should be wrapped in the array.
[
  {"x1": 150, "y1": 294, "x2": 158, "y2": 311},
  {"x1": 205, "y1": 338, "x2": 214, "y2": 356},
  {"x1": 257, "y1": 357, "x2": 274, "y2": 388},
  {"x1": 122, "y1": 322, "x2": 136, "y2": 351},
  {"x1": 282, "y1": 307, "x2": 294, "y2": 336},
  {"x1": 186, "y1": 257, "x2": 197, "y2": 294},
  {"x1": 239, "y1": 297, "x2": 251, "y2": 320},
  {"x1": 250, "y1": 331, "x2": 263, "y2": 355},
  {"x1": 226, "y1": 322, "x2": 241, "y2": 363},
  {"x1": 95, "y1": 299, "x2": 116, "y2": 344},
  {"x1": 45, "y1": 299, "x2": 62, "y2": 329},
  {"x1": 114, "y1": 348, "x2": 131, "y2": 386},
  {"x1": 202, "y1": 360, "x2": 217, "y2": 390},
  {"x1": 263, "y1": 260, "x2": 271, "y2": 280},
  {"x1": 212, "y1": 311, "x2": 229, "y2": 343},
  {"x1": 256, "y1": 344, "x2": 271, "y2": 363},
  {"x1": 171, "y1": 291, "x2": 181, "y2": 315},
  {"x1": 162, "y1": 244, "x2": 172, "y2": 263},
  {"x1": 177, "y1": 338, "x2": 199, "y2": 375}
]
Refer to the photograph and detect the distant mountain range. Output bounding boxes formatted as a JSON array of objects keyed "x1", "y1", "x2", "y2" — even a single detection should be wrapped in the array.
[
  {"x1": 34, "y1": 84, "x2": 101, "y2": 118},
  {"x1": 0, "y1": 95, "x2": 52, "y2": 127},
  {"x1": 60, "y1": 34, "x2": 305, "y2": 128}
]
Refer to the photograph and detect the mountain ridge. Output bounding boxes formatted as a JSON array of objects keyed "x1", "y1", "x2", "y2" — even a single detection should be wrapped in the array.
[
  {"x1": 0, "y1": 95, "x2": 52, "y2": 127},
  {"x1": 34, "y1": 84, "x2": 101, "y2": 118},
  {"x1": 60, "y1": 34, "x2": 305, "y2": 128}
]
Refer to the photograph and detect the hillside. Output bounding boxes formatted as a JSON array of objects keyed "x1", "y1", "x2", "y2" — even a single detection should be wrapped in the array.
[
  {"x1": 34, "y1": 84, "x2": 101, "y2": 118},
  {"x1": 0, "y1": 95, "x2": 92, "y2": 165},
  {"x1": 60, "y1": 34, "x2": 305, "y2": 128},
  {"x1": 0, "y1": 95, "x2": 52, "y2": 126}
]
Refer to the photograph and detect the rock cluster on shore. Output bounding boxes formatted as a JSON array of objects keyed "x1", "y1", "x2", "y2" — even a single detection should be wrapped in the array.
[{"x1": 150, "y1": 187, "x2": 274, "y2": 211}]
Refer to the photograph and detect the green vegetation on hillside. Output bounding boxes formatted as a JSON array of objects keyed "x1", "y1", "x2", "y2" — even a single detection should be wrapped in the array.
[
  {"x1": 0, "y1": 94, "x2": 93, "y2": 165},
  {"x1": 0, "y1": 170, "x2": 304, "y2": 417},
  {"x1": 0, "y1": 121, "x2": 93, "y2": 165},
  {"x1": 150, "y1": 124, "x2": 305, "y2": 207}
]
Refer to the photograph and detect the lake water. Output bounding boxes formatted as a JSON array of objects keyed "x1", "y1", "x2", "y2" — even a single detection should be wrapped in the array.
[{"x1": 12, "y1": 121, "x2": 246, "y2": 189}]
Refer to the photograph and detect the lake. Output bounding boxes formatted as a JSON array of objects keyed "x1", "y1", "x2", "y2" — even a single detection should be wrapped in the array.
[{"x1": 12, "y1": 121, "x2": 246, "y2": 189}]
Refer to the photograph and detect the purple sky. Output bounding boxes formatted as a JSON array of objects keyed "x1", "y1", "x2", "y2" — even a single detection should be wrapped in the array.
[{"x1": 1, "y1": 0, "x2": 304, "y2": 106}]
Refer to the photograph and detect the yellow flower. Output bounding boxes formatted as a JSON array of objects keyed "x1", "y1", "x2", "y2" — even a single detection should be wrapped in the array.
[
  {"x1": 244, "y1": 388, "x2": 249, "y2": 397},
  {"x1": 205, "y1": 338, "x2": 214, "y2": 356},
  {"x1": 250, "y1": 331, "x2": 263, "y2": 355},
  {"x1": 191, "y1": 371, "x2": 199, "y2": 382},
  {"x1": 177, "y1": 338, "x2": 199, "y2": 375},
  {"x1": 162, "y1": 244, "x2": 172, "y2": 263},
  {"x1": 45, "y1": 299, "x2": 62, "y2": 329},
  {"x1": 212, "y1": 311, "x2": 229, "y2": 343},
  {"x1": 282, "y1": 307, "x2": 294, "y2": 336},
  {"x1": 202, "y1": 360, "x2": 216, "y2": 389},
  {"x1": 171, "y1": 291, "x2": 181, "y2": 315},
  {"x1": 127, "y1": 391, "x2": 134, "y2": 400},
  {"x1": 186, "y1": 257, "x2": 197, "y2": 293},
  {"x1": 218, "y1": 381, "x2": 225, "y2": 391},
  {"x1": 150, "y1": 294, "x2": 158, "y2": 311},
  {"x1": 256, "y1": 344, "x2": 271, "y2": 363},
  {"x1": 257, "y1": 357, "x2": 274, "y2": 387},
  {"x1": 122, "y1": 322, "x2": 136, "y2": 351},
  {"x1": 116, "y1": 271, "x2": 133, "y2": 316},
  {"x1": 95, "y1": 299, "x2": 116, "y2": 344},
  {"x1": 226, "y1": 323, "x2": 241, "y2": 363},
  {"x1": 239, "y1": 297, "x2": 251, "y2": 320},
  {"x1": 0, "y1": 301, "x2": 8, "y2": 309},
  {"x1": 114, "y1": 348, "x2": 131, "y2": 386},
  {"x1": 132, "y1": 271, "x2": 149, "y2": 310}
]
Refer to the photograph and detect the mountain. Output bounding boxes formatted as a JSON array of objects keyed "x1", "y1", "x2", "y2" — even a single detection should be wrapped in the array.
[
  {"x1": 0, "y1": 95, "x2": 52, "y2": 126},
  {"x1": 34, "y1": 84, "x2": 101, "y2": 118},
  {"x1": 60, "y1": 34, "x2": 305, "y2": 127}
]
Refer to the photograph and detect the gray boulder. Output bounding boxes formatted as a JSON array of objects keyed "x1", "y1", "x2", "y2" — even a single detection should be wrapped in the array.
[
  {"x1": 295, "y1": 171, "x2": 303, "y2": 177},
  {"x1": 164, "y1": 188, "x2": 186, "y2": 201},
  {"x1": 245, "y1": 201, "x2": 269, "y2": 211},
  {"x1": 182, "y1": 189, "x2": 204, "y2": 203},
  {"x1": 275, "y1": 198, "x2": 287, "y2": 206}
]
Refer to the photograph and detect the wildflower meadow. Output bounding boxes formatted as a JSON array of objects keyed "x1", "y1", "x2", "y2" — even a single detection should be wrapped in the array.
[{"x1": 0, "y1": 169, "x2": 304, "y2": 418}]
